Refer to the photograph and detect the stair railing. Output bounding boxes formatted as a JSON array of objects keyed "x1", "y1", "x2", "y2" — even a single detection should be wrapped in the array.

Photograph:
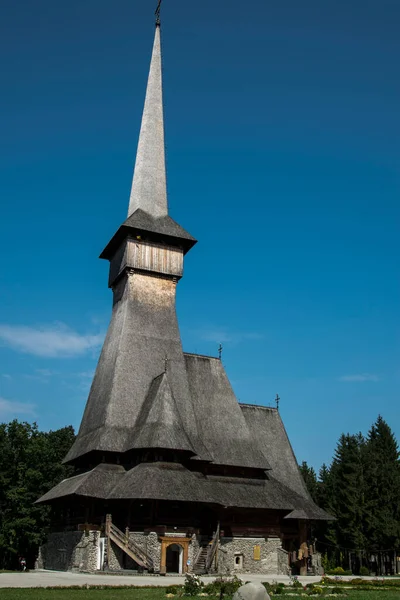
[
  {"x1": 206, "y1": 522, "x2": 220, "y2": 572},
  {"x1": 105, "y1": 514, "x2": 154, "y2": 571}
]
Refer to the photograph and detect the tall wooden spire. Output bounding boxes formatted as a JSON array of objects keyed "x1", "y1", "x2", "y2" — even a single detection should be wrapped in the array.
[{"x1": 128, "y1": 24, "x2": 167, "y2": 218}]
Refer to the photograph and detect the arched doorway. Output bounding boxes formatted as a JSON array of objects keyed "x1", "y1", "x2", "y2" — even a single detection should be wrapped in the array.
[
  {"x1": 166, "y1": 543, "x2": 183, "y2": 574},
  {"x1": 160, "y1": 536, "x2": 191, "y2": 574}
]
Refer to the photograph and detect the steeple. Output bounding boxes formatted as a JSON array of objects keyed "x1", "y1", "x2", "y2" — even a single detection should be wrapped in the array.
[
  {"x1": 128, "y1": 23, "x2": 167, "y2": 219},
  {"x1": 63, "y1": 16, "x2": 203, "y2": 467}
]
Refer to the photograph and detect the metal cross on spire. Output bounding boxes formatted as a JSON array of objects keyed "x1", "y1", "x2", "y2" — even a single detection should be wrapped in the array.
[
  {"x1": 275, "y1": 394, "x2": 280, "y2": 410},
  {"x1": 155, "y1": 0, "x2": 163, "y2": 25}
]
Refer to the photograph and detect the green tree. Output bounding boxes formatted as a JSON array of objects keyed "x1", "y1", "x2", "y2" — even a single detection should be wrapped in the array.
[
  {"x1": 299, "y1": 461, "x2": 319, "y2": 502},
  {"x1": 317, "y1": 463, "x2": 332, "y2": 509},
  {"x1": 0, "y1": 420, "x2": 75, "y2": 569},
  {"x1": 363, "y1": 416, "x2": 400, "y2": 571},
  {"x1": 322, "y1": 433, "x2": 366, "y2": 570}
]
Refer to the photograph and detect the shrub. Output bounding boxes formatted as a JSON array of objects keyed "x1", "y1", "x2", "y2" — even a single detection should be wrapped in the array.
[
  {"x1": 273, "y1": 586, "x2": 284, "y2": 595},
  {"x1": 320, "y1": 578, "x2": 345, "y2": 586},
  {"x1": 313, "y1": 587, "x2": 324, "y2": 595},
  {"x1": 166, "y1": 586, "x2": 182, "y2": 595},
  {"x1": 322, "y1": 553, "x2": 338, "y2": 574},
  {"x1": 204, "y1": 576, "x2": 243, "y2": 598},
  {"x1": 327, "y1": 567, "x2": 345, "y2": 575},
  {"x1": 326, "y1": 567, "x2": 352, "y2": 576},
  {"x1": 305, "y1": 585, "x2": 324, "y2": 597},
  {"x1": 359, "y1": 566, "x2": 369, "y2": 576},
  {"x1": 184, "y1": 574, "x2": 204, "y2": 596}
]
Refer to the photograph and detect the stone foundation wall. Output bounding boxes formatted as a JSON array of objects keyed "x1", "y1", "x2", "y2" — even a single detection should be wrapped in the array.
[
  {"x1": 218, "y1": 537, "x2": 286, "y2": 575},
  {"x1": 107, "y1": 537, "x2": 124, "y2": 570},
  {"x1": 38, "y1": 531, "x2": 101, "y2": 572},
  {"x1": 188, "y1": 533, "x2": 201, "y2": 568},
  {"x1": 277, "y1": 547, "x2": 290, "y2": 575},
  {"x1": 38, "y1": 531, "x2": 289, "y2": 575}
]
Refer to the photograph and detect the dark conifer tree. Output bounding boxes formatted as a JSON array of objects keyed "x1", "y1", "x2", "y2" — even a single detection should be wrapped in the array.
[
  {"x1": 329, "y1": 434, "x2": 365, "y2": 549},
  {"x1": 363, "y1": 416, "x2": 400, "y2": 573},
  {"x1": 299, "y1": 461, "x2": 319, "y2": 502},
  {"x1": 317, "y1": 463, "x2": 332, "y2": 510}
]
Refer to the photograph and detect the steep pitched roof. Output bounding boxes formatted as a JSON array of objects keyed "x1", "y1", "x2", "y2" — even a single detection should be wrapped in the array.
[
  {"x1": 184, "y1": 354, "x2": 270, "y2": 470},
  {"x1": 63, "y1": 278, "x2": 209, "y2": 465},
  {"x1": 130, "y1": 372, "x2": 196, "y2": 454},
  {"x1": 240, "y1": 404, "x2": 312, "y2": 499}
]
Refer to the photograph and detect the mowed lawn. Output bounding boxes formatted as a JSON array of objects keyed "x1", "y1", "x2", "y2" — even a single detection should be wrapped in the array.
[{"x1": 2, "y1": 590, "x2": 400, "y2": 600}]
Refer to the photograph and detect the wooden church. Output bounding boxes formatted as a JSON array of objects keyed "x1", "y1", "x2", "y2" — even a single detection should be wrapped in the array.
[{"x1": 38, "y1": 11, "x2": 331, "y2": 576}]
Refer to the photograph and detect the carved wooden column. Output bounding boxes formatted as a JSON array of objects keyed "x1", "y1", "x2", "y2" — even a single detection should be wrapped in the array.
[{"x1": 160, "y1": 540, "x2": 167, "y2": 575}]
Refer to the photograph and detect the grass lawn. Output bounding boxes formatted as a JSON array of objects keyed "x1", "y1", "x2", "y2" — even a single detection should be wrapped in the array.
[
  {"x1": 1, "y1": 590, "x2": 400, "y2": 600},
  {"x1": 0, "y1": 590, "x2": 166, "y2": 600}
]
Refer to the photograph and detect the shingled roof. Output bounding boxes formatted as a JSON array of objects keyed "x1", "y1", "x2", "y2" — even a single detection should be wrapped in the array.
[
  {"x1": 129, "y1": 372, "x2": 196, "y2": 454},
  {"x1": 63, "y1": 278, "x2": 211, "y2": 465},
  {"x1": 240, "y1": 404, "x2": 310, "y2": 499},
  {"x1": 41, "y1": 350, "x2": 332, "y2": 521},
  {"x1": 184, "y1": 354, "x2": 270, "y2": 470},
  {"x1": 36, "y1": 464, "x2": 125, "y2": 504},
  {"x1": 100, "y1": 209, "x2": 197, "y2": 260},
  {"x1": 37, "y1": 461, "x2": 331, "y2": 520}
]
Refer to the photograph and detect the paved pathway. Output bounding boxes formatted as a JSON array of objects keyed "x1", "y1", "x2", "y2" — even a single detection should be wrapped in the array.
[
  {"x1": 0, "y1": 571, "x2": 322, "y2": 588},
  {"x1": 1, "y1": 570, "x2": 399, "y2": 588}
]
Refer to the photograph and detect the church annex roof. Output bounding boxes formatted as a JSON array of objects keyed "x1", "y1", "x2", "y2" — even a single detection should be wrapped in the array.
[
  {"x1": 240, "y1": 403, "x2": 310, "y2": 499},
  {"x1": 184, "y1": 354, "x2": 271, "y2": 470}
]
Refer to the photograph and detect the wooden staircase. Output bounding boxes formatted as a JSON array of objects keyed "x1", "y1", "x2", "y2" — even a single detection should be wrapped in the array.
[
  {"x1": 192, "y1": 523, "x2": 220, "y2": 575},
  {"x1": 192, "y1": 546, "x2": 209, "y2": 574},
  {"x1": 105, "y1": 514, "x2": 154, "y2": 571}
]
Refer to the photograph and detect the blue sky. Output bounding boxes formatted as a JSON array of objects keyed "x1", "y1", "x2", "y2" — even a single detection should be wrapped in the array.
[{"x1": 0, "y1": 0, "x2": 399, "y2": 472}]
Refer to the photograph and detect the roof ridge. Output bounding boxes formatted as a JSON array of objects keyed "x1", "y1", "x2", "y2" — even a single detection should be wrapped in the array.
[
  {"x1": 239, "y1": 402, "x2": 278, "y2": 411},
  {"x1": 184, "y1": 352, "x2": 219, "y2": 360}
]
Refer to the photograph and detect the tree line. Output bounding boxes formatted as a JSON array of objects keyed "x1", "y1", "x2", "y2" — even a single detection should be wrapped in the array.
[
  {"x1": 0, "y1": 420, "x2": 75, "y2": 570},
  {"x1": 300, "y1": 415, "x2": 400, "y2": 575}
]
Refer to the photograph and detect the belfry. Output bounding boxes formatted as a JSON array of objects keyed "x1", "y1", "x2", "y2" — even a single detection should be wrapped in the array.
[{"x1": 38, "y1": 12, "x2": 330, "y2": 576}]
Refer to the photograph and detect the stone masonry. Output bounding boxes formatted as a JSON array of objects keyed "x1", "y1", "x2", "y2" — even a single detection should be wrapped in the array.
[
  {"x1": 37, "y1": 531, "x2": 101, "y2": 572},
  {"x1": 38, "y1": 531, "x2": 290, "y2": 575},
  {"x1": 188, "y1": 533, "x2": 201, "y2": 567},
  {"x1": 218, "y1": 537, "x2": 288, "y2": 575}
]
